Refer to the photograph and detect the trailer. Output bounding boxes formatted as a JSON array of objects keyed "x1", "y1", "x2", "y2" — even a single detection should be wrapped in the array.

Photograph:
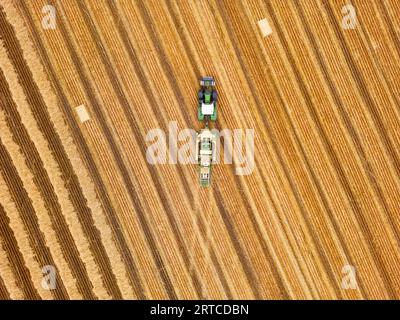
[{"x1": 196, "y1": 127, "x2": 217, "y2": 187}]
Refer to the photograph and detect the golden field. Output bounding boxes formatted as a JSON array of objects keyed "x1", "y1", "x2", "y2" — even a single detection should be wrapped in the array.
[{"x1": 0, "y1": 0, "x2": 399, "y2": 299}]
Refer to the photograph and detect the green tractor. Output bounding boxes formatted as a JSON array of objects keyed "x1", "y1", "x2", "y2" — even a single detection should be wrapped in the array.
[{"x1": 197, "y1": 76, "x2": 217, "y2": 122}]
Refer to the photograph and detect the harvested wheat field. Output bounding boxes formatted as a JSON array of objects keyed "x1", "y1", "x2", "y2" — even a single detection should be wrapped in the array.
[{"x1": 0, "y1": 0, "x2": 399, "y2": 300}]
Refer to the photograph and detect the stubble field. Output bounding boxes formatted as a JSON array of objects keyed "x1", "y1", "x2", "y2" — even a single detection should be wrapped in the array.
[{"x1": 0, "y1": 0, "x2": 399, "y2": 299}]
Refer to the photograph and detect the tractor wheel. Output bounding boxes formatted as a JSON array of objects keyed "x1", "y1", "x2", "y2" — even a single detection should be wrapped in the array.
[
  {"x1": 198, "y1": 106, "x2": 204, "y2": 121},
  {"x1": 211, "y1": 103, "x2": 217, "y2": 121},
  {"x1": 212, "y1": 90, "x2": 218, "y2": 102}
]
